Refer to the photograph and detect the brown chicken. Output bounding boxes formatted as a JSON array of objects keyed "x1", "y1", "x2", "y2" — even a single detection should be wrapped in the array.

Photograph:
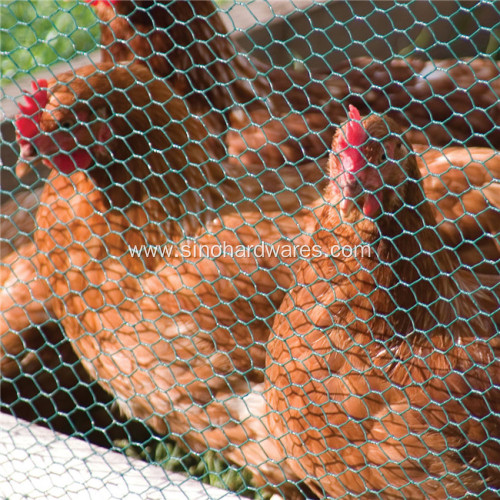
[
  {"x1": 0, "y1": 0, "x2": 328, "y2": 385},
  {"x1": 8, "y1": 61, "x2": 327, "y2": 495},
  {"x1": 90, "y1": 0, "x2": 500, "y2": 149},
  {"x1": 265, "y1": 106, "x2": 500, "y2": 498}
]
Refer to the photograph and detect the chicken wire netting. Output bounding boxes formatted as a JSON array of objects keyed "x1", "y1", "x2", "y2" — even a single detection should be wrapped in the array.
[{"x1": 1, "y1": 0, "x2": 500, "y2": 499}]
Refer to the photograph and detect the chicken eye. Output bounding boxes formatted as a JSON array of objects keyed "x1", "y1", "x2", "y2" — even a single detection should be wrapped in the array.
[
  {"x1": 60, "y1": 120, "x2": 74, "y2": 129},
  {"x1": 380, "y1": 153, "x2": 387, "y2": 162}
]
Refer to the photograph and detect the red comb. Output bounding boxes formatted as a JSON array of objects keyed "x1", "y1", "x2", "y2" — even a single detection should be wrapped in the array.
[
  {"x1": 337, "y1": 105, "x2": 367, "y2": 173},
  {"x1": 85, "y1": 0, "x2": 116, "y2": 5},
  {"x1": 16, "y1": 79, "x2": 49, "y2": 141}
]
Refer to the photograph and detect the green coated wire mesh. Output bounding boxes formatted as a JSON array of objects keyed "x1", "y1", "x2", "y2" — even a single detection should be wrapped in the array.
[{"x1": 1, "y1": 1, "x2": 500, "y2": 498}]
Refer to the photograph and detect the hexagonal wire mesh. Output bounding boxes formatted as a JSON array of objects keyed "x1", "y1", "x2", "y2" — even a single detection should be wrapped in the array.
[{"x1": 1, "y1": 0, "x2": 500, "y2": 498}]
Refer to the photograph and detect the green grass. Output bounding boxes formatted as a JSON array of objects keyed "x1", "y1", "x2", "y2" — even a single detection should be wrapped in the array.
[
  {"x1": 0, "y1": 0, "x2": 99, "y2": 85},
  {"x1": 114, "y1": 437, "x2": 273, "y2": 500}
]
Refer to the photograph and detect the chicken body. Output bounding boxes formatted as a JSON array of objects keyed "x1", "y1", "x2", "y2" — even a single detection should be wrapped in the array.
[
  {"x1": 14, "y1": 62, "x2": 324, "y2": 494},
  {"x1": 265, "y1": 110, "x2": 500, "y2": 498},
  {"x1": 0, "y1": 241, "x2": 53, "y2": 375},
  {"x1": 415, "y1": 145, "x2": 500, "y2": 270}
]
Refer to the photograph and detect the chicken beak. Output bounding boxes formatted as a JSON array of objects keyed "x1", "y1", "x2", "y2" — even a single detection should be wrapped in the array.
[
  {"x1": 336, "y1": 170, "x2": 363, "y2": 218},
  {"x1": 332, "y1": 154, "x2": 384, "y2": 218},
  {"x1": 337, "y1": 168, "x2": 384, "y2": 219},
  {"x1": 15, "y1": 161, "x2": 32, "y2": 179},
  {"x1": 339, "y1": 197, "x2": 355, "y2": 217},
  {"x1": 16, "y1": 142, "x2": 39, "y2": 178}
]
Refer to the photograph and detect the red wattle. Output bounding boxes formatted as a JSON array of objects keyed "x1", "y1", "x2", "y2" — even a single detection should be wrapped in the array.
[
  {"x1": 51, "y1": 150, "x2": 93, "y2": 174},
  {"x1": 362, "y1": 194, "x2": 381, "y2": 218}
]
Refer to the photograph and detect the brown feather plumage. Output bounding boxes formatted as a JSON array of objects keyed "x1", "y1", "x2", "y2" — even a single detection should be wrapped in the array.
[
  {"x1": 7, "y1": 62, "x2": 326, "y2": 495},
  {"x1": 266, "y1": 113, "x2": 500, "y2": 498}
]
